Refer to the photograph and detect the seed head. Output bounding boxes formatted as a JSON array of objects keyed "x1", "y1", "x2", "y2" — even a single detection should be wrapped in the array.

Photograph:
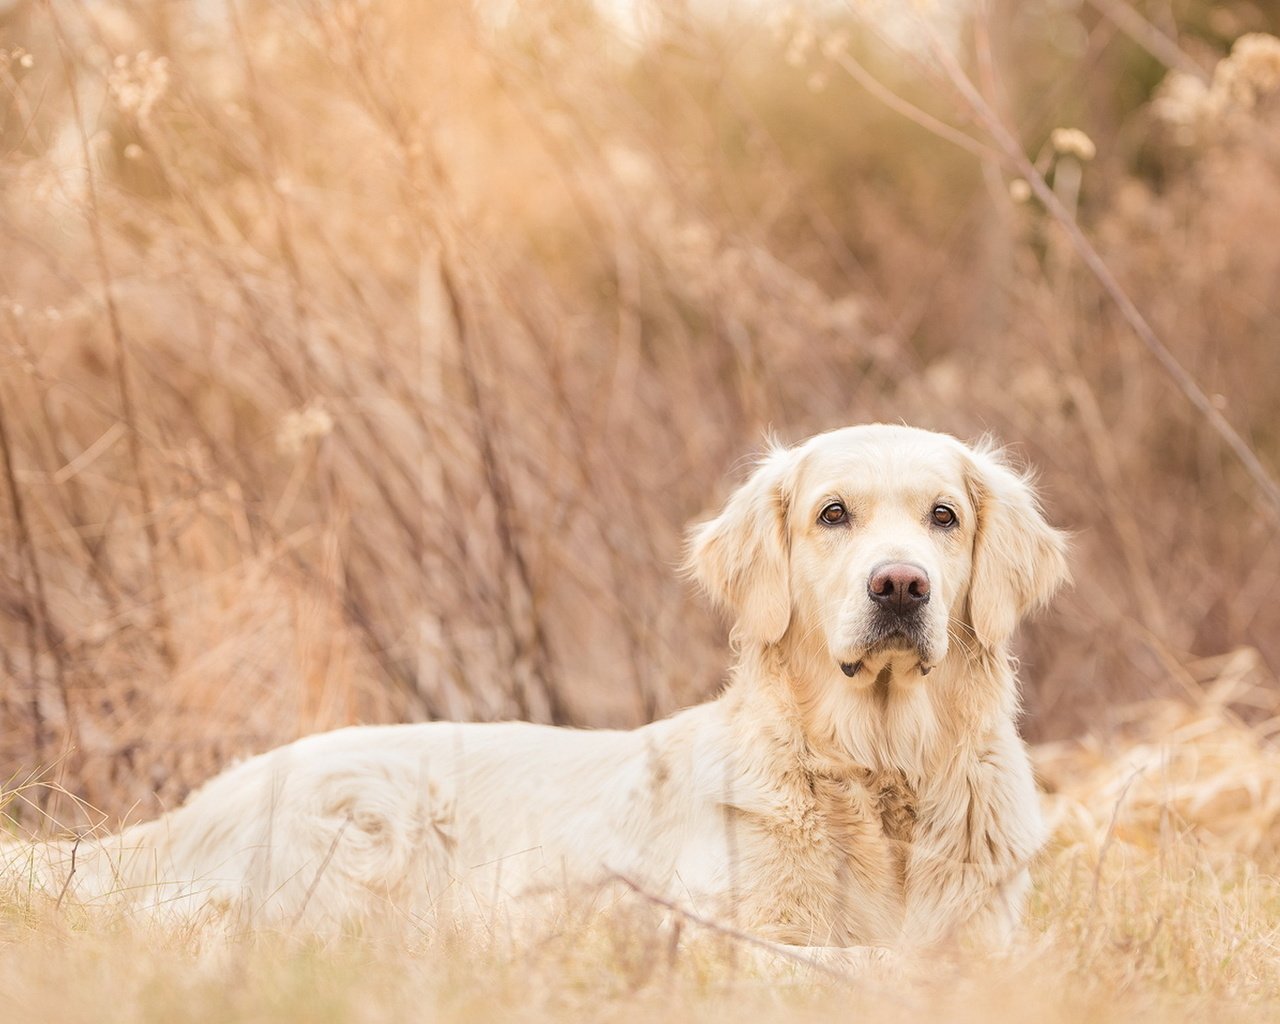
[{"x1": 1050, "y1": 127, "x2": 1096, "y2": 162}]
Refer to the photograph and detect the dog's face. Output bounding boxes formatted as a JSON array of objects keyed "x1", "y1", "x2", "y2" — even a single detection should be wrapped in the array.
[
  {"x1": 786, "y1": 429, "x2": 977, "y2": 679},
  {"x1": 687, "y1": 425, "x2": 1068, "y2": 685}
]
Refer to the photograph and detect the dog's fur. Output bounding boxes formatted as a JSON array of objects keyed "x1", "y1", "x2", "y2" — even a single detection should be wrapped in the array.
[{"x1": 3, "y1": 424, "x2": 1067, "y2": 954}]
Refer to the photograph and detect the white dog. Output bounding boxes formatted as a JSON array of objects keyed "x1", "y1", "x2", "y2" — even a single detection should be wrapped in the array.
[{"x1": 3, "y1": 424, "x2": 1067, "y2": 956}]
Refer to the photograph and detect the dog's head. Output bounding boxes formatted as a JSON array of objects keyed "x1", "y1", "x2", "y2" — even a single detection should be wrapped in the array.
[{"x1": 685, "y1": 425, "x2": 1068, "y2": 685}]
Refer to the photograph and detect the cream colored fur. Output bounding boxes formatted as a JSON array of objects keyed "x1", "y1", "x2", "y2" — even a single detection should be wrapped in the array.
[{"x1": 3, "y1": 424, "x2": 1067, "y2": 956}]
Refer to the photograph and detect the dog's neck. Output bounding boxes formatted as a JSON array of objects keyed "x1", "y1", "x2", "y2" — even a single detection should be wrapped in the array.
[{"x1": 728, "y1": 626, "x2": 1016, "y2": 780}]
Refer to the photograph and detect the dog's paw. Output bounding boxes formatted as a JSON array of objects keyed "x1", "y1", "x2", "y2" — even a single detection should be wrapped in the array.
[{"x1": 803, "y1": 944, "x2": 900, "y2": 976}]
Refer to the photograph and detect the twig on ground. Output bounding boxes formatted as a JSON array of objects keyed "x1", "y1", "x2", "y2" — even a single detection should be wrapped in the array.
[
  {"x1": 291, "y1": 814, "x2": 353, "y2": 928},
  {"x1": 608, "y1": 871, "x2": 855, "y2": 983},
  {"x1": 54, "y1": 836, "x2": 82, "y2": 910}
]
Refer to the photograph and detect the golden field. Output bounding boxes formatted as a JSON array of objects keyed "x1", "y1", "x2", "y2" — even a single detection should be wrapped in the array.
[{"x1": 3, "y1": 0, "x2": 1280, "y2": 1018}]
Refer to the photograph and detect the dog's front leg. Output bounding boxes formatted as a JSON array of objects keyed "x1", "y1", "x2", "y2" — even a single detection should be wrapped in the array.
[{"x1": 900, "y1": 729, "x2": 1046, "y2": 953}]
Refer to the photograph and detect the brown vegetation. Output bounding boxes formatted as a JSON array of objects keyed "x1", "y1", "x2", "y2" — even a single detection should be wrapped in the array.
[
  {"x1": 0, "y1": 0, "x2": 1278, "y2": 842},
  {"x1": 5, "y1": 2, "x2": 1280, "y2": 1019}
]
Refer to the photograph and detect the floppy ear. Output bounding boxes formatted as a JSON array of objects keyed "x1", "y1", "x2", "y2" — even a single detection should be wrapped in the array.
[
  {"x1": 964, "y1": 445, "x2": 1070, "y2": 650},
  {"x1": 684, "y1": 445, "x2": 796, "y2": 646}
]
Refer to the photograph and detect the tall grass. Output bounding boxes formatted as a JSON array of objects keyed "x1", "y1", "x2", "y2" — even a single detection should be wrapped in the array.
[{"x1": 1, "y1": 0, "x2": 1278, "y2": 840}]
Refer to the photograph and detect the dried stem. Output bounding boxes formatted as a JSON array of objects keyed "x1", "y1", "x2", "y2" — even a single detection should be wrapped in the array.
[
  {"x1": 45, "y1": 0, "x2": 176, "y2": 664},
  {"x1": 917, "y1": 23, "x2": 1280, "y2": 523},
  {"x1": 1083, "y1": 0, "x2": 1210, "y2": 83}
]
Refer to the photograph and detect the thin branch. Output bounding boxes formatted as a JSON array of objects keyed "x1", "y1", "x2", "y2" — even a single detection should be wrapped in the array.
[
  {"x1": 609, "y1": 871, "x2": 856, "y2": 983},
  {"x1": 1084, "y1": 0, "x2": 1210, "y2": 82},
  {"x1": 54, "y1": 836, "x2": 82, "y2": 910},
  {"x1": 836, "y1": 5, "x2": 1280, "y2": 524},
  {"x1": 45, "y1": 0, "x2": 177, "y2": 663},
  {"x1": 291, "y1": 814, "x2": 353, "y2": 928},
  {"x1": 915, "y1": 25, "x2": 1280, "y2": 522},
  {"x1": 832, "y1": 49, "x2": 998, "y2": 161},
  {"x1": 0, "y1": 392, "x2": 52, "y2": 776},
  {"x1": 435, "y1": 247, "x2": 569, "y2": 724}
]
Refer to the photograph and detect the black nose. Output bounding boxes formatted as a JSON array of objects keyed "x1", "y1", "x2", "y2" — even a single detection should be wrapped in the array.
[{"x1": 867, "y1": 562, "x2": 931, "y2": 616}]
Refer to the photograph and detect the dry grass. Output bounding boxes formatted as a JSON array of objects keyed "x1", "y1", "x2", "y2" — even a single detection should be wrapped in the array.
[
  {"x1": 3, "y1": 0, "x2": 1280, "y2": 1018},
  {"x1": 5, "y1": 665, "x2": 1280, "y2": 1022}
]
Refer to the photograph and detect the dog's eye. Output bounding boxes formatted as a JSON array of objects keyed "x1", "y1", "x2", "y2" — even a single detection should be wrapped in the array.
[
  {"x1": 819, "y1": 502, "x2": 848, "y2": 526},
  {"x1": 931, "y1": 504, "x2": 957, "y2": 528}
]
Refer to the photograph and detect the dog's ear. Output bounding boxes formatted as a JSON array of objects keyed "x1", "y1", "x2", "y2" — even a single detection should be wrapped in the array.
[
  {"x1": 964, "y1": 444, "x2": 1069, "y2": 650},
  {"x1": 685, "y1": 444, "x2": 796, "y2": 646}
]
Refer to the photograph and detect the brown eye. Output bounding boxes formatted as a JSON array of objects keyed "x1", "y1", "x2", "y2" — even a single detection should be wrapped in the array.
[
  {"x1": 819, "y1": 502, "x2": 848, "y2": 526},
  {"x1": 931, "y1": 504, "x2": 957, "y2": 528}
]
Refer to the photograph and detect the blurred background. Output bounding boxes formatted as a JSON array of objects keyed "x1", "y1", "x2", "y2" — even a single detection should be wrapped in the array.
[{"x1": 1, "y1": 0, "x2": 1279, "y2": 825}]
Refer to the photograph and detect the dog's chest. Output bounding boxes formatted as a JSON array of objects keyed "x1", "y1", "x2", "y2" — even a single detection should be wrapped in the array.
[{"x1": 729, "y1": 767, "x2": 918, "y2": 945}]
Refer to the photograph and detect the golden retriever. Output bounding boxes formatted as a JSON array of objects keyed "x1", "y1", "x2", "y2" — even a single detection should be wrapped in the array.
[{"x1": 3, "y1": 424, "x2": 1067, "y2": 958}]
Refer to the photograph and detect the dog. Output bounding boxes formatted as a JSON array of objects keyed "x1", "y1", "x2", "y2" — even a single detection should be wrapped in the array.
[{"x1": 2, "y1": 424, "x2": 1067, "y2": 957}]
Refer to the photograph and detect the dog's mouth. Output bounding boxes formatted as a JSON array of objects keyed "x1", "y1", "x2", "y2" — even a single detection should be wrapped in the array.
[{"x1": 838, "y1": 625, "x2": 933, "y2": 679}]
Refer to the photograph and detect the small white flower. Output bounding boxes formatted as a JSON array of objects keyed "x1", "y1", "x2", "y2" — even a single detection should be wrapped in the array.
[
  {"x1": 1050, "y1": 127, "x2": 1097, "y2": 161},
  {"x1": 277, "y1": 400, "x2": 334, "y2": 455},
  {"x1": 821, "y1": 31, "x2": 850, "y2": 61},
  {"x1": 107, "y1": 52, "x2": 171, "y2": 122}
]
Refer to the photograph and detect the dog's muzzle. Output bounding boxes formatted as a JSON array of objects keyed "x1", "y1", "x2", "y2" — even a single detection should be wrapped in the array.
[{"x1": 837, "y1": 562, "x2": 938, "y2": 679}]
